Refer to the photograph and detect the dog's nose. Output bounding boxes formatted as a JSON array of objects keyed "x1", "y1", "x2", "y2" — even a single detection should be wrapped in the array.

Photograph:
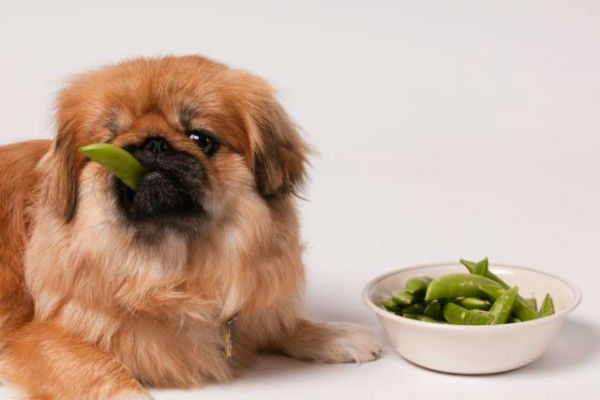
[{"x1": 142, "y1": 137, "x2": 172, "y2": 154}]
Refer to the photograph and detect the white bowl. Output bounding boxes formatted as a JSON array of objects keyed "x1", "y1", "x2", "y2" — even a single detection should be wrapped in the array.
[{"x1": 363, "y1": 262, "x2": 582, "y2": 374}]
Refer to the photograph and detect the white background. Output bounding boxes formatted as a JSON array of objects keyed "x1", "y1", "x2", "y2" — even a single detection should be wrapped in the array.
[{"x1": 1, "y1": 1, "x2": 599, "y2": 399}]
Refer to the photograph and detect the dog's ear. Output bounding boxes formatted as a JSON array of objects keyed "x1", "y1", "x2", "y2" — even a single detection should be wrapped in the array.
[
  {"x1": 38, "y1": 94, "x2": 88, "y2": 221},
  {"x1": 223, "y1": 69, "x2": 309, "y2": 199},
  {"x1": 250, "y1": 91, "x2": 309, "y2": 200}
]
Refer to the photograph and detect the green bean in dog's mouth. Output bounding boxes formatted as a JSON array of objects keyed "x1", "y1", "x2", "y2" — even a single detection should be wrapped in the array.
[
  {"x1": 79, "y1": 143, "x2": 145, "y2": 190},
  {"x1": 380, "y1": 257, "x2": 555, "y2": 325}
]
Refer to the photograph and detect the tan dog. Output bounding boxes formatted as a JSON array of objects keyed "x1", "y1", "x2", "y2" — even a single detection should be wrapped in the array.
[{"x1": 0, "y1": 56, "x2": 381, "y2": 400}]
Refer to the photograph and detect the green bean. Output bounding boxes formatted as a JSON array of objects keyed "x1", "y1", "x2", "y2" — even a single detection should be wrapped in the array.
[
  {"x1": 512, "y1": 295, "x2": 537, "y2": 319},
  {"x1": 402, "y1": 313, "x2": 419, "y2": 320},
  {"x1": 416, "y1": 315, "x2": 446, "y2": 323},
  {"x1": 443, "y1": 302, "x2": 493, "y2": 325},
  {"x1": 402, "y1": 302, "x2": 426, "y2": 315},
  {"x1": 524, "y1": 297, "x2": 537, "y2": 312},
  {"x1": 423, "y1": 300, "x2": 443, "y2": 320},
  {"x1": 460, "y1": 258, "x2": 489, "y2": 276},
  {"x1": 79, "y1": 143, "x2": 144, "y2": 190},
  {"x1": 382, "y1": 257, "x2": 553, "y2": 325},
  {"x1": 540, "y1": 293, "x2": 555, "y2": 317},
  {"x1": 460, "y1": 257, "x2": 509, "y2": 289},
  {"x1": 479, "y1": 284, "x2": 538, "y2": 321},
  {"x1": 510, "y1": 294, "x2": 536, "y2": 319},
  {"x1": 392, "y1": 290, "x2": 414, "y2": 305},
  {"x1": 424, "y1": 274, "x2": 502, "y2": 301},
  {"x1": 468, "y1": 308, "x2": 490, "y2": 316},
  {"x1": 381, "y1": 298, "x2": 400, "y2": 312},
  {"x1": 460, "y1": 259, "x2": 477, "y2": 273},
  {"x1": 488, "y1": 286, "x2": 518, "y2": 324},
  {"x1": 460, "y1": 258, "x2": 540, "y2": 320},
  {"x1": 405, "y1": 276, "x2": 433, "y2": 297},
  {"x1": 458, "y1": 297, "x2": 491, "y2": 310}
]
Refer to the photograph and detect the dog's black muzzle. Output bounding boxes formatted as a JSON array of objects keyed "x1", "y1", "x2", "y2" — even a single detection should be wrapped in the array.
[{"x1": 115, "y1": 137, "x2": 206, "y2": 230}]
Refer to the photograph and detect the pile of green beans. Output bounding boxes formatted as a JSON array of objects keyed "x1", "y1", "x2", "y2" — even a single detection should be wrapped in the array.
[{"x1": 381, "y1": 258, "x2": 556, "y2": 325}]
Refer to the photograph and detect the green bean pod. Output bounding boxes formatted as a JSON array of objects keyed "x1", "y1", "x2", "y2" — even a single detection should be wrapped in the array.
[
  {"x1": 402, "y1": 302, "x2": 426, "y2": 315},
  {"x1": 460, "y1": 258, "x2": 509, "y2": 288},
  {"x1": 443, "y1": 302, "x2": 493, "y2": 325},
  {"x1": 402, "y1": 313, "x2": 419, "y2": 320},
  {"x1": 479, "y1": 284, "x2": 538, "y2": 321},
  {"x1": 425, "y1": 274, "x2": 502, "y2": 301},
  {"x1": 488, "y1": 286, "x2": 518, "y2": 324},
  {"x1": 462, "y1": 261, "x2": 539, "y2": 320},
  {"x1": 392, "y1": 290, "x2": 414, "y2": 305},
  {"x1": 381, "y1": 298, "x2": 400, "y2": 312},
  {"x1": 458, "y1": 297, "x2": 491, "y2": 310},
  {"x1": 404, "y1": 276, "x2": 433, "y2": 296},
  {"x1": 79, "y1": 143, "x2": 145, "y2": 190},
  {"x1": 417, "y1": 315, "x2": 446, "y2": 323},
  {"x1": 460, "y1": 258, "x2": 489, "y2": 276},
  {"x1": 524, "y1": 297, "x2": 537, "y2": 312},
  {"x1": 423, "y1": 300, "x2": 443, "y2": 320},
  {"x1": 540, "y1": 293, "x2": 555, "y2": 317}
]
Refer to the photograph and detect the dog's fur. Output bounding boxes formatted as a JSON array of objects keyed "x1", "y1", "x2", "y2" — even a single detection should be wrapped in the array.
[{"x1": 0, "y1": 56, "x2": 380, "y2": 400}]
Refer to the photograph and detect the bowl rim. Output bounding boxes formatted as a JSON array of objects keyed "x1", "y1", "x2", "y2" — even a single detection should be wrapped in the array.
[{"x1": 362, "y1": 262, "x2": 582, "y2": 330}]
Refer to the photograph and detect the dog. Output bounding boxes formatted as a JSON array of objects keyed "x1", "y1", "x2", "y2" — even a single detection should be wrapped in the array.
[{"x1": 0, "y1": 56, "x2": 381, "y2": 400}]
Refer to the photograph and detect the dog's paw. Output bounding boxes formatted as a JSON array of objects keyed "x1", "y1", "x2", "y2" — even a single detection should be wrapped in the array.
[
  {"x1": 280, "y1": 320, "x2": 382, "y2": 364},
  {"x1": 319, "y1": 322, "x2": 382, "y2": 364}
]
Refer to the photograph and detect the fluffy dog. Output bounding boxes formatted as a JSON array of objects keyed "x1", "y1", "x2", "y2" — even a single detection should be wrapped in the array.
[{"x1": 0, "y1": 56, "x2": 381, "y2": 400}]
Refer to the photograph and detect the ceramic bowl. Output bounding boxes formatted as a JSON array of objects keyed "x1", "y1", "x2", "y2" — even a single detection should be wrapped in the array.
[{"x1": 363, "y1": 262, "x2": 581, "y2": 374}]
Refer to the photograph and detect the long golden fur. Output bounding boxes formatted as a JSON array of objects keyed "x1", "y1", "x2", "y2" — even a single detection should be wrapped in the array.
[{"x1": 0, "y1": 56, "x2": 380, "y2": 400}]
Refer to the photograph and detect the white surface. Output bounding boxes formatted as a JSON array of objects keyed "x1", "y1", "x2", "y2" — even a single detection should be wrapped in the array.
[
  {"x1": 1, "y1": 1, "x2": 599, "y2": 399},
  {"x1": 365, "y1": 263, "x2": 582, "y2": 374}
]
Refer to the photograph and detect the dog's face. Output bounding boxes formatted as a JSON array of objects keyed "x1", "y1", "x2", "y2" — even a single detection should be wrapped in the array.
[{"x1": 41, "y1": 56, "x2": 307, "y2": 238}]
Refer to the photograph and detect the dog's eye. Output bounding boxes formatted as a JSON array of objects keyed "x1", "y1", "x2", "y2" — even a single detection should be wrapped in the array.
[{"x1": 188, "y1": 130, "x2": 220, "y2": 156}]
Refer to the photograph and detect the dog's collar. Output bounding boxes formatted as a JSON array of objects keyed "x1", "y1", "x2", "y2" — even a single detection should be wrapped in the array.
[{"x1": 223, "y1": 312, "x2": 239, "y2": 360}]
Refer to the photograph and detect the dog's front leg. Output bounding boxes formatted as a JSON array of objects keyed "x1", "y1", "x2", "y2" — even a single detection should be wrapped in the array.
[
  {"x1": 1, "y1": 321, "x2": 151, "y2": 400},
  {"x1": 274, "y1": 318, "x2": 382, "y2": 364}
]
